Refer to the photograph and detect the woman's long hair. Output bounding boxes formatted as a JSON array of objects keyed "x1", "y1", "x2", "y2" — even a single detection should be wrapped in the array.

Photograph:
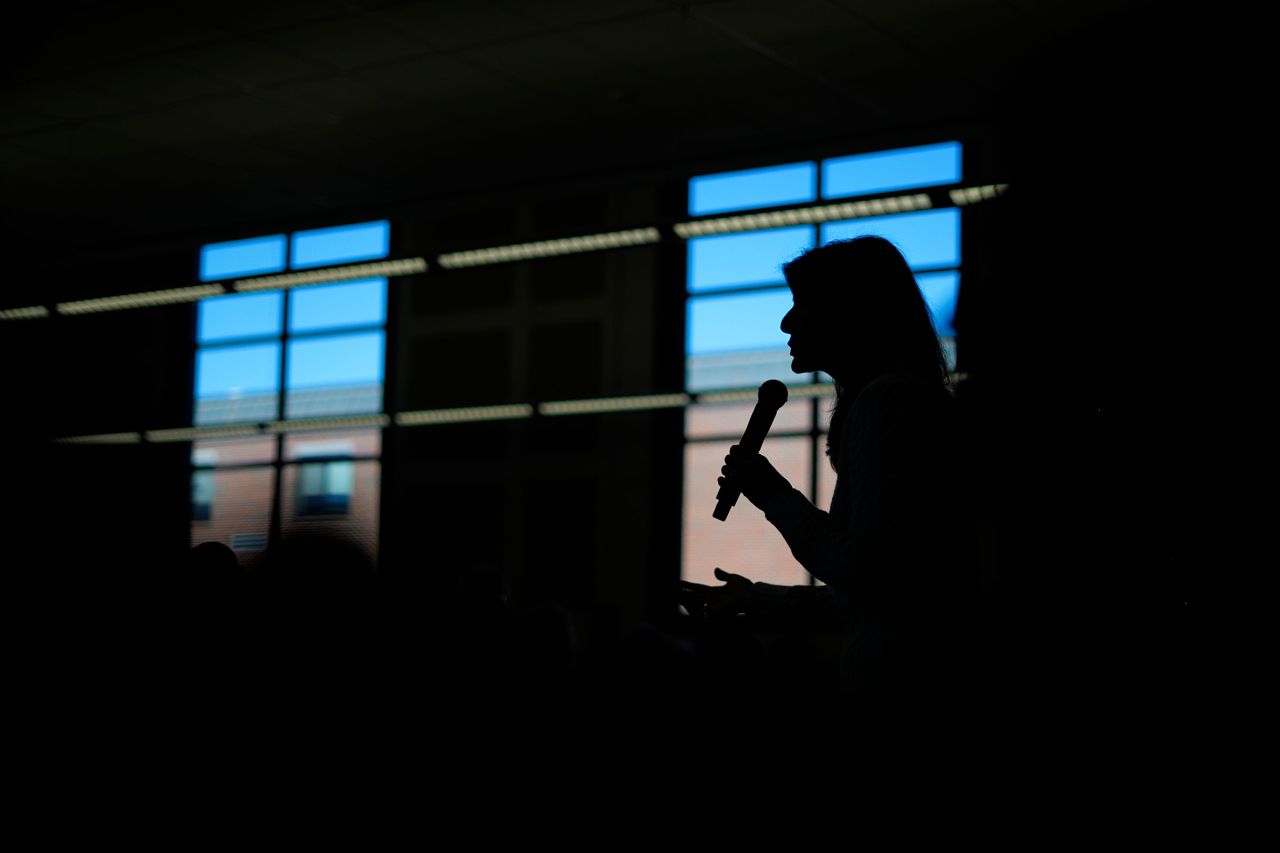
[{"x1": 781, "y1": 236, "x2": 948, "y2": 469}]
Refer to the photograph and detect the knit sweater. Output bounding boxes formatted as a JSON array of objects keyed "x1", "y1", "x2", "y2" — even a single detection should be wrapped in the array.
[{"x1": 761, "y1": 371, "x2": 971, "y2": 695}]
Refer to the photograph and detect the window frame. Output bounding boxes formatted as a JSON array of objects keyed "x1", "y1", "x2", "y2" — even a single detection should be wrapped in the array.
[{"x1": 190, "y1": 223, "x2": 390, "y2": 557}]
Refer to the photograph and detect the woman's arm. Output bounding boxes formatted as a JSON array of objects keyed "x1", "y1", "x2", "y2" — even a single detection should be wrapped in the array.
[
  {"x1": 760, "y1": 375, "x2": 945, "y2": 593},
  {"x1": 677, "y1": 569, "x2": 840, "y2": 629},
  {"x1": 758, "y1": 486, "x2": 898, "y2": 593}
]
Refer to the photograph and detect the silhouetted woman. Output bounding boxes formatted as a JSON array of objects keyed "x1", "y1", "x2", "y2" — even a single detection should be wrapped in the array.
[{"x1": 683, "y1": 236, "x2": 974, "y2": 699}]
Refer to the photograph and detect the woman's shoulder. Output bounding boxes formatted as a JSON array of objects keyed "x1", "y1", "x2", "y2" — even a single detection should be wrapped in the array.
[{"x1": 851, "y1": 371, "x2": 950, "y2": 416}]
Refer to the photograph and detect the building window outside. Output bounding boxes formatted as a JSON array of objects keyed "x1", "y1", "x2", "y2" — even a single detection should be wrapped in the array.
[
  {"x1": 190, "y1": 221, "x2": 388, "y2": 558},
  {"x1": 191, "y1": 469, "x2": 214, "y2": 522},
  {"x1": 682, "y1": 143, "x2": 963, "y2": 588},
  {"x1": 296, "y1": 461, "x2": 354, "y2": 516},
  {"x1": 293, "y1": 440, "x2": 355, "y2": 517}
]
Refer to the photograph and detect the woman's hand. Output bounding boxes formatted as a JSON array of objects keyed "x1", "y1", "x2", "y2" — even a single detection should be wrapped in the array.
[
  {"x1": 719, "y1": 444, "x2": 791, "y2": 510},
  {"x1": 676, "y1": 568, "x2": 755, "y2": 622}
]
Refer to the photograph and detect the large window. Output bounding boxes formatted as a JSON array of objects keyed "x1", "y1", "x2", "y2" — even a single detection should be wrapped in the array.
[
  {"x1": 190, "y1": 221, "x2": 389, "y2": 558},
  {"x1": 682, "y1": 143, "x2": 962, "y2": 587}
]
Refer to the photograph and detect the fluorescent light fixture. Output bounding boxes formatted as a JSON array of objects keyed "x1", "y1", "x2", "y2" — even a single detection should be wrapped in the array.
[
  {"x1": 694, "y1": 388, "x2": 762, "y2": 404},
  {"x1": 437, "y1": 228, "x2": 660, "y2": 269},
  {"x1": 146, "y1": 424, "x2": 264, "y2": 443},
  {"x1": 0, "y1": 305, "x2": 50, "y2": 321},
  {"x1": 784, "y1": 382, "x2": 837, "y2": 399},
  {"x1": 53, "y1": 432, "x2": 141, "y2": 445},
  {"x1": 396, "y1": 404, "x2": 534, "y2": 426},
  {"x1": 234, "y1": 257, "x2": 427, "y2": 292},
  {"x1": 674, "y1": 193, "x2": 933, "y2": 238},
  {"x1": 695, "y1": 382, "x2": 833, "y2": 404},
  {"x1": 266, "y1": 414, "x2": 390, "y2": 433},
  {"x1": 57, "y1": 284, "x2": 226, "y2": 316},
  {"x1": 540, "y1": 393, "x2": 691, "y2": 416},
  {"x1": 947, "y1": 184, "x2": 1008, "y2": 206}
]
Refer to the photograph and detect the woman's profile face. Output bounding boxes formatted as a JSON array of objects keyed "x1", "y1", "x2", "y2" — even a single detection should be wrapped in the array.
[{"x1": 780, "y1": 290, "x2": 827, "y2": 374}]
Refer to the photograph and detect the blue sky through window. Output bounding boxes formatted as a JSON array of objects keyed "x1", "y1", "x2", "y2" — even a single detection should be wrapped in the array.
[
  {"x1": 820, "y1": 208, "x2": 960, "y2": 270},
  {"x1": 916, "y1": 271, "x2": 960, "y2": 337},
  {"x1": 688, "y1": 226, "x2": 815, "y2": 293},
  {"x1": 687, "y1": 289, "x2": 793, "y2": 356},
  {"x1": 196, "y1": 222, "x2": 390, "y2": 425},
  {"x1": 196, "y1": 342, "x2": 281, "y2": 399},
  {"x1": 289, "y1": 278, "x2": 387, "y2": 334},
  {"x1": 290, "y1": 220, "x2": 390, "y2": 269},
  {"x1": 689, "y1": 162, "x2": 817, "y2": 216},
  {"x1": 822, "y1": 141, "x2": 961, "y2": 199},
  {"x1": 198, "y1": 291, "x2": 284, "y2": 343},
  {"x1": 199, "y1": 235, "x2": 288, "y2": 281},
  {"x1": 286, "y1": 331, "x2": 384, "y2": 390}
]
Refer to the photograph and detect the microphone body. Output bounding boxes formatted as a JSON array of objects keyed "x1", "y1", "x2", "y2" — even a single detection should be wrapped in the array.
[{"x1": 713, "y1": 380, "x2": 789, "y2": 521}]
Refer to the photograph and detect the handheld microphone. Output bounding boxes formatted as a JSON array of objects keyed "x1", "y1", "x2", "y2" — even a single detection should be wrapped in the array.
[{"x1": 713, "y1": 379, "x2": 788, "y2": 521}]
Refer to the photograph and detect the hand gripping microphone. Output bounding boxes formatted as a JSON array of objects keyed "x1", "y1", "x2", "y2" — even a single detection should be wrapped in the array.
[{"x1": 713, "y1": 379, "x2": 789, "y2": 521}]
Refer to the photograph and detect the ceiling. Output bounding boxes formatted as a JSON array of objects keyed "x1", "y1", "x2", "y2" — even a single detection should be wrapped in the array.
[{"x1": 2, "y1": 0, "x2": 1150, "y2": 277}]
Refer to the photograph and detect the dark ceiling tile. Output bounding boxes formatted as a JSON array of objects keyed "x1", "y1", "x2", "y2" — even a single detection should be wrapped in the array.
[
  {"x1": 352, "y1": 53, "x2": 539, "y2": 128},
  {"x1": 510, "y1": 0, "x2": 671, "y2": 29},
  {"x1": 260, "y1": 76, "x2": 402, "y2": 124},
  {"x1": 186, "y1": 0, "x2": 357, "y2": 34},
  {"x1": 572, "y1": 8, "x2": 791, "y2": 89},
  {"x1": 6, "y1": 20, "x2": 118, "y2": 84},
  {"x1": 86, "y1": 57, "x2": 240, "y2": 107},
  {"x1": 251, "y1": 126, "x2": 361, "y2": 162},
  {"x1": 95, "y1": 110, "x2": 233, "y2": 152},
  {"x1": 908, "y1": 3, "x2": 1050, "y2": 65},
  {"x1": 262, "y1": 14, "x2": 435, "y2": 71},
  {"x1": 181, "y1": 138, "x2": 304, "y2": 173},
  {"x1": 7, "y1": 79, "x2": 140, "y2": 120},
  {"x1": 465, "y1": 33, "x2": 648, "y2": 106},
  {"x1": 771, "y1": 28, "x2": 920, "y2": 84},
  {"x1": 0, "y1": 141, "x2": 56, "y2": 177},
  {"x1": 371, "y1": 0, "x2": 543, "y2": 51},
  {"x1": 167, "y1": 40, "x2": 328, "y2": 91},
  {"x1": 6, "y1": 124, "x2": 143, "y2": 164},
  {"x1": 169, "y1": 92, "x2": 318, "y2": 136},
  {"x1": 352, "y1": 53, "x2": 513, "y2": 103},
  {"x1": 690, "y1": 0, "x2": 873, "y2": 48},
  {"x1": 0, "y1": 108, "x2": 65, "y2": 139}
]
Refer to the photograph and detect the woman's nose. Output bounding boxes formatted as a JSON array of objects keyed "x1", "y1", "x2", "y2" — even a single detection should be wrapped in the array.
[{"x1": 780, "y1": 307, "x2": 794, "y2": 334}]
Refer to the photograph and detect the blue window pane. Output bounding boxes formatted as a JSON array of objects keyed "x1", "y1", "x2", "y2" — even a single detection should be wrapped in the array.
[
  {"x1": 194, "y1": 342, "x2": 281, "y2": 425},
  {"x1": 917, "y1": 270, "x2": 960, "y2": 337},
  {"x1": 290, "y1": 221, "x2": 390, "y2": 270},
  {"x1": 820, "y1": 209, "x2": 960, "y2": 270},
  {"x1": 289, "y1": 278, "x2": 386, "y2": 334},
  {"x1": 200, "y1": 234, "x2": 287, "y2": 281},
  {"x1": 196, "y1": 343, "x2": 280, "y2": 398},
  {"x1": 688, "y1": 226, "x2": 815, "y2": 293},
  {"x1": 689, "y1": 162, "x2": 817, "y2": 216},
  {"x1": 286, "y1": 331, "x2": 384, "y2": 418},
  {"x1": 822, "y1": 141, "x2": 961, "y2": 199},
  {"x1": 197, "y1": 291, "x2": 283, "y2": 343},
  {"x1": 688, "y1": 289, "x2": 793, "y2": 356},
  {"x1": 687, "y1": 290, "x2": 795, "y2": 391}
]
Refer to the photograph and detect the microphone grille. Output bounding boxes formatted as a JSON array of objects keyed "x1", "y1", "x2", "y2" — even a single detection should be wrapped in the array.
[{"x1": 757, "y1": 379, "x2": 788, "y2": 409}]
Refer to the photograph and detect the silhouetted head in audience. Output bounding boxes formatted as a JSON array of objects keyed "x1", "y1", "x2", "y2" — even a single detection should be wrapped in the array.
[
  {"x1": 187, "y1": 541, "x2": 240, "y2": 583},
  {"x1": 782, "y1": 236, "x2": 946, "y2": 394},
  {"x1": 247, "y1": 531, "x2": 380, "y2": 686},
  {"x1": 254, "y1": 530, "x2": 376, "y2": 612}
]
